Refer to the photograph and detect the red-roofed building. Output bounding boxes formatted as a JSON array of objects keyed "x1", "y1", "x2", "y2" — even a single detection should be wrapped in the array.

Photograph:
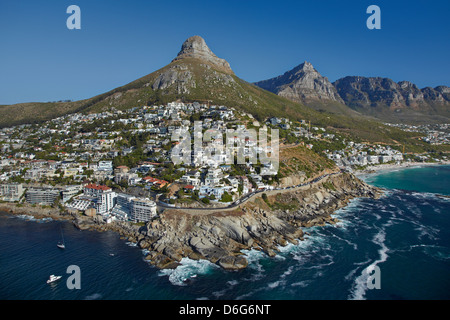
[
  {"x1": 183, "y1": 185, "x2": 195, "y2": 192},
  {"x1": 83, "y1": 183, "x2": 115, "y2": 214},
  {"x1": 143, "y1": 176, "x2": 169, "y2": 188},
  {"x1": 84, "y1": 183, "x2": 112, "y2": 192},
  {"x1": 139, "y1": 161, "x2": 160, "y2": 166}
]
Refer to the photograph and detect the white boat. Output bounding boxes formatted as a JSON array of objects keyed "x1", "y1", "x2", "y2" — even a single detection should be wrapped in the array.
[{"x1": 47, "y1": 275, "x2": 62, "y2": 284}]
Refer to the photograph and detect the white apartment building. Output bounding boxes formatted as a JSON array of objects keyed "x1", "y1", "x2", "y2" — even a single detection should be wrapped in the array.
[
  {"x1": 26, "y1": 187, "x2": 60, "y2": 205},
  {"x1": 111, "y1": 193, "x2": 135, "y2": 221},
  {"x1": 130, "y1": 198, "x2": 157, "y2": 222},
  {"x1": 111, "y1": 193, "x2": 157, "y2": 222},
  {"x1": 98, "y1": 161, "x2": 113, "y2": 172},
  {"x1": 0, "y1": 183, "x2": 24, "y2": 202},
  {"x1": 204, "y1": 168, "x2": 222, "y2": 186},
  {"x1": 83, "y1": 183, "x2": 116, "y2": 215},
  {"x1": 61, "y1": 185, "x2": 81, "y2": 203}
]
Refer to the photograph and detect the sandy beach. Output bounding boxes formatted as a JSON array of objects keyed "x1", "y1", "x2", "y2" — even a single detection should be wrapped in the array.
[{"x1": 354, "y1": 160, "x2": 450, "y2": 178}]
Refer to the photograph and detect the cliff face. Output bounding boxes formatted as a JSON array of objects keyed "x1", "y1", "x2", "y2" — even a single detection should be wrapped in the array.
[
  {"x1": 171, "y1": 35, "x2": 234, "y2": 75},
  {"x1": 333, "y1": 76, "x2": 450, "y2": 122}
]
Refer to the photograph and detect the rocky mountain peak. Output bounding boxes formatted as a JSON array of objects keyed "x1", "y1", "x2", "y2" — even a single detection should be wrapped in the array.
[
  {"x1": 255, "y1": 61, "x2": 344, "y2": 104},
  {"x1": 398, "y1": 80, "x2": 418, "y2": 90},
  {"x1": 172, "y1": 35, "x2": 234, "y2": 74},
  {"x1": 298, "y1": 61, "x2": 314, "y2": 72}
]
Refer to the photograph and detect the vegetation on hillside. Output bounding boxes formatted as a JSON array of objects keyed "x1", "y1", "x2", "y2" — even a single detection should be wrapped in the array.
[{"x1": 0, "y1": 57, "x2": 448, "y2": 156}]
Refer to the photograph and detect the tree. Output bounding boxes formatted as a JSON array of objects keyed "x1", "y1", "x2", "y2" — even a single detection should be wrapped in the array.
[
  {"x1": 189, "y1": 190, "x2": 199, "y2": 201},
  {"x1": 220, "y1": 192, "x2": 233, "y2": 203},
  {"x1": 84, "y1": 169, "x2": 94, "y2": 178},
  {"x1": 238, "y1": 181, "x2": 243, "y2": 196},
  {"x1": 177, "y1": 189, "x2": 185, "y2": 198},
  {"x1": 262, "y1": 193, "x2": 268, "y2": 203}
]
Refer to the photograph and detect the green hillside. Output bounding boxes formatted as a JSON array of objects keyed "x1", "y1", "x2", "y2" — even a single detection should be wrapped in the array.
[{"x1": 0, "y1": 43, "x2": 447, "y2": 154}]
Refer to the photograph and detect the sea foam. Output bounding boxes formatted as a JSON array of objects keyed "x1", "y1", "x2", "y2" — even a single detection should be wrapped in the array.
[{"x1": 158, "y1": 257, "x2": 219, "y2": 286}]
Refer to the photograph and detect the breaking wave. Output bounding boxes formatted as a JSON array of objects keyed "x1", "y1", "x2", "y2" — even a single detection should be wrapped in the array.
[
  {"x1": 15, "y1": 214, "x2": 53, "y2": 223},
  {"x1": 158, "y1": 257, "x2": 219, "y2": 286},
  {"x1": 348, "y1": 225, "x2": 389, "y2": 300}
]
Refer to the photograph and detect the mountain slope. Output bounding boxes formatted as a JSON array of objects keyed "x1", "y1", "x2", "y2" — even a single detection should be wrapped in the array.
[
  {"x1": 0, "y1": 100, "x2": 89, "y2": 127},
  {"x1": 0, "y1": 36, "x2": 442, "y2": 151},
  {"x1": 0, "y1": 36, "x2": 320, "y2": 127}
]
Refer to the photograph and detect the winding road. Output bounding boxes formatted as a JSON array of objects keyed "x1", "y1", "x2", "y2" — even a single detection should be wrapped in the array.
[{"x1": 156, "y1": 169, "x2": 343, "y2": 212}]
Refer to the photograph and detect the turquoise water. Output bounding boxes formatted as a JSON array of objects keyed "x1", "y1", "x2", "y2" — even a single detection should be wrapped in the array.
[
  {"x1": 1, "y1": 165, "x2": 449, "y2": 300},
  {"x1": 363, "y1": 165, "x2": 450, "y2": 196}
]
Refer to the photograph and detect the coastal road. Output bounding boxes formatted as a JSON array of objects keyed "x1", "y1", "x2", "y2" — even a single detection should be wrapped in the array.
[{"x1": 156, "y1": 170, "x2": 343, "y2": 213}]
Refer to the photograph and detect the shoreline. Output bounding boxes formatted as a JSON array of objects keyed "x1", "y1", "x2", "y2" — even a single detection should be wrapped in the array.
[
  {"x1": 0, "y1": 172, "x2": 382, "y2": 271},
  {"x1": 354, "y1": 160, "x2": 450, "y2": 178}
]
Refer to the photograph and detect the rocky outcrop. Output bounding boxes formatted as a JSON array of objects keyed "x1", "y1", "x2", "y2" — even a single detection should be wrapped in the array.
[
  {"x1": 128, "y1": 172, "x2": 381, "y2": 270},
  {"x1": 255, "y1": 61, "x2": 344, "y2": 104},
  {"x1": 143, "y1": 35, "x2": 239, "y2": 99},
  {"x1": 151, "y1": 64, "x2": 194, "y2": 94},
  {"x1": 172, "y1": 35, "x2": 234, "y2": 75},
  {"x1": 0, "y1": 202, "x2": 65, "y2": 219}
]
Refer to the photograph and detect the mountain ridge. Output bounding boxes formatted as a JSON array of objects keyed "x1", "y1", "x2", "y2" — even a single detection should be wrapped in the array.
[
  {"x1": 254, "y1": 61, "x2": 449, "y2": 124},
  {"x1": 333, "y1": 76, "x2": 450, "y2": 123}
]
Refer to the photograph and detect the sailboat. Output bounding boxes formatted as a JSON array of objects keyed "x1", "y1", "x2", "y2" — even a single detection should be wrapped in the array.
[{"x1": 57, "y1": 225, "x2": 65, "y2": 249}]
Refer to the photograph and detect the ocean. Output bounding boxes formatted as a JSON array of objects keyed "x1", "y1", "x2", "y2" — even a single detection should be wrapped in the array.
[{"x1": 1, "y1": 165, "x2": 449, "y2": 300}]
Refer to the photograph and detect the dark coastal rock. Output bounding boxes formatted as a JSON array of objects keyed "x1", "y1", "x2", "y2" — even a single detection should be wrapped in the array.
[
  {"x1": 145, "y1": 252, "x2": 180, "y2": 269},
  {"x1": 218, "y1": 255, "x2": 248, "y2": 270}
]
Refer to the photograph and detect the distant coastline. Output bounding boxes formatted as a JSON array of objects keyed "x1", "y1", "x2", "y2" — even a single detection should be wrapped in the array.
[{"x1": 354, "y1": 160, "x2": 450, "y2": 178}]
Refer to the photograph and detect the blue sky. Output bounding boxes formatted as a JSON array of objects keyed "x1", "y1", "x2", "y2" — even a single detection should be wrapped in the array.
[{"x1": 0, "y1": 0, "x2": 449, "y2": 105}]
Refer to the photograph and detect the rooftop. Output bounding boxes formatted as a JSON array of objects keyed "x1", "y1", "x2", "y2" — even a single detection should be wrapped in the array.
[{"x1": 84, "y1": 183, "x2": 112, "y2": 191}]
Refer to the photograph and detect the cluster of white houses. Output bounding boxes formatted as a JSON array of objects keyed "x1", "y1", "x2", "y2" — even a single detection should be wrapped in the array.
[
  {"x1": 4, "y1": 100, "x2": 445, "y2": 226},
  {"x1": 327, "y1": 143, "x2": 404, "y2": 168}
]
